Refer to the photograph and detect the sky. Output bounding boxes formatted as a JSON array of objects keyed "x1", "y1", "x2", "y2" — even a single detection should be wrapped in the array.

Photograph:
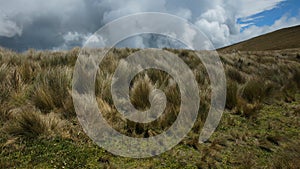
[{"x1": 0, "y1": 0, "x2": 299, "y2": 51}]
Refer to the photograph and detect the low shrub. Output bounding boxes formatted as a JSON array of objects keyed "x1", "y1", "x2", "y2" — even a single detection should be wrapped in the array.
[
  {"x1": 226, "y1": 67, "x2": 246, "y2": 84},
  {"x1": 236, "y1": 97, "x2": 262, "y2": 119},
  {"x1": 241, "y1": 78, "x2": 274, "y2": 103}
]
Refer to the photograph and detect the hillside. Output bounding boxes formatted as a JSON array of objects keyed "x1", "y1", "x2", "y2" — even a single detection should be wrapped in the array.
[
  {"x1": 0, "y1": 47, "x2": 299, "y2": 168},
  {"x1": 219, "y1": 25, "x2": 300, "y2": 51}
]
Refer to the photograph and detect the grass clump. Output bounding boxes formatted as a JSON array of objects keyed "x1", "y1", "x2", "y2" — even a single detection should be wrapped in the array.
[
  {"x1": 3, "y1": 110, "x2": 66, "y2": 138},
  {"x1": 226, "y1": 67, "x2": 246, "y2": 84},
  {"x1": 238, "y1": 101, "x2": 262, "y2": 119},
  {"x1": 0, "y1": 80, "x2": 11, "y2": 104},
  {"x1": 226, "y1": 81, "x2": 238, "y2": 110},
  {"x1": 31, "y1": 68, "x2": 74, "y2": 117},
  {"x1": 241, "y1": 78, "x2": 274, "y2": 103},
  {"x1": 18, "y1": 61, "x2": 40, "y2": 84},
  {"x1": 293, "y1": 67, "x2": 300, "y2": 89},
  {"x1": 0, "y1": 63, "x2": 8, "y2": 82},
  {"x1": 129, "y1": 74, "x2": 153, "y2": 110}
]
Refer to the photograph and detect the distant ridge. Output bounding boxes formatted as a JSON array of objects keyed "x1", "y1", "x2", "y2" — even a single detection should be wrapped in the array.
[{"x1": 219, "y1": 25, "x2": 300, "y2": 51}]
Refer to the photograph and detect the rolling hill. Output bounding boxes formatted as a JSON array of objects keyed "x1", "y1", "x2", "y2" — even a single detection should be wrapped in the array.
[{"x1": 219, "y1": 25, "x2": 300, "y2": 51}]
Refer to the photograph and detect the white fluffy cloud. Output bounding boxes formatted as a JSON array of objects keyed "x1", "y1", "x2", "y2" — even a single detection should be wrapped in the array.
[
  {"x1": 92, "y1": 0, "x2": 293, "y2": 48},
  {"x1": 54, "y1": 32, "x2": 91, "y2": 50},
  {"x1": 195, "y1": 5, "x2": 231, "y2": 47},
  {"x1": 226, "y1": 0, "x2": 285, "y2": 17},
  {"x1": 191, "y1": 0, "x2": 290, "y2": 47}
]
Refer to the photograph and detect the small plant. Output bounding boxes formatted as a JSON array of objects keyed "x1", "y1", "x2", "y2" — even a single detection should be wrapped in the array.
[
  {"x1": 241, "y1": 78, "x2": 274, "y2": 103},
  {"x1": 0, "y1": 81, "x2": 11, "y2": 104},
  {"x1": 129, "y1": 74, "x2": 153, "y2": 110},
  {"x1": 242, "y1": 102, "x2": 262, "y2": 119},
  {"x1": 95, "y1": 70, "x2": 113, "y2": 104},
  {"x1": 0, "y1": 107, "x2": 11, "y2": 124},
  {"x1": 226, "y1": 67, "x2": 246, "y2": 84},
  {"x1": 0, "y1": 63, "x2": 8, "y2": 82},
  {"x1": 8, "y1": 69, "x2": 23, "y2": 91},
  {"x1": 31, "y1": 68, "x2": 73, "y2": 115},
  {"x1": 18, "y1": 60, "x2": 40, "y2": 83},
  {"x1": 236, "y1": 97, "x2": 262, "y2": 119},
  {"x1": 226, "y1": 81, "x2": 238, "y2": 110},
  {"x1": 4, "y1": 111, "x2": 65, "y2": 138},
  {"x1": 293, "y1": 68, "x2": 300, "y2": 89}
]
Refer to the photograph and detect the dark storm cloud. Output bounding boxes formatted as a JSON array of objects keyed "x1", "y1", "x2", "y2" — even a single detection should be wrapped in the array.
[
  {"x1": 0, "y1": 0, "x2": 109, "y2": 51},
  {"x1": 0, "y1": 15, "x2": 64, "y2": 51}
]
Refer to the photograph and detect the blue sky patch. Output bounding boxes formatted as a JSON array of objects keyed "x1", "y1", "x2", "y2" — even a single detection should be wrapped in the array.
[{"x1": 238, "y1": 0, "x2": 300, "y2": 32}]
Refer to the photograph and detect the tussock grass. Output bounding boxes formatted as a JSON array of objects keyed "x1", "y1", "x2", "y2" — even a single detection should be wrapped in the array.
[
  {"x1": 0, "y1": 80, "x2": 11, "y2": 104},
  {"x1": 293, "y1": 67, "x2": 300, "y2": 89},
  {"x1": 31, "y1": 67, "x2": 73, "y2": 116},
  {"x1": 226, "y1": 66, "x2": 246, "y2": 84},
  {"x1": 129, "y1": 74, "x2": 153, "y2": 110},
  {"x1": 3, "y1": 110, "x2": 67, "y2": 138},
  {"x1": 241, "y1": 78, "x2": 273, "y2": 103},
  {"x1": 0, "y1": 47, "x2": 300, "y2": 168},
  {"x1": 226, "y1": 81, "x2": 238, "y2": 110},
  {"x1": 0, "y1": 63, "x2": 8, "y2": 82},
  {"x1": 18, "y1": 60, "x2": 40, "y2": 83}
]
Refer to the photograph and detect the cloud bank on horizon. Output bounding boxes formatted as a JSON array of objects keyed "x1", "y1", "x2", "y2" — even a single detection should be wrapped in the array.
[{"x1": 0, "y1": 0, "x2": 299, "y2": 51}]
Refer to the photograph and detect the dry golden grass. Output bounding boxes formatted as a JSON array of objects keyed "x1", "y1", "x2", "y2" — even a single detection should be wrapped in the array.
[
  {"x1": 226, "y1": 66, "x2": 246, "y2": 84},
  {"x1": 1, "y1": 47, "x2": 299, "y2": 138},
  {"x1": 3, "y1": 110, "x2": 68, "y2": 138},
  {"x1": 0, "y1": 47, "x2": 299, "y2": 168},
  {"x1": 31, "y1": 67, "x2": 74, "y2": 117},
  {"x1": 225, "y1": 80, "x2": 238, "y2": 110},
  {"x1": 129, "y1": 74, "x2": 153, "y2": 111}
]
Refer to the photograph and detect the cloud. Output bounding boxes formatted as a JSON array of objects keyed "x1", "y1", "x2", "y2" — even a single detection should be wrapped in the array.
[
  {"x1": 191, "y1": 0, "x2": 287, "y2": 48},
  {"x1": 0, "y1": 0, "x2": 294, "y2": 51},
  {"x1": 0, "y1": 0, "x2": 106, "y2": 51},
  {"x1": 195, "y1": 5, "x2": 231, "y2": 47},
  {"x1": 53, "y1": 32, "x2": 91, "y2": 50},
  {"x1": 97, "y1": 0, "x2": 288, "y2": 48},
  {"x1": 0, "y1": 12, "x2": 22, "y2": 37},
  {"x1": 100, "y1": 0, "x2": 167, "y2": 23},
  {"x1": 232, "y1": 14, "x2": 300, "y2": 43},
  {"x1": 175, "y1": 8, "x2": 192, "y2": 20}
]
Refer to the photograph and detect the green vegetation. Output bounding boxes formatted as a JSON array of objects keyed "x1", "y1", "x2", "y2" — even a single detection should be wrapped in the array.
[{"x1": 0, "y1": 47, "x2": 299, "y2": 168}]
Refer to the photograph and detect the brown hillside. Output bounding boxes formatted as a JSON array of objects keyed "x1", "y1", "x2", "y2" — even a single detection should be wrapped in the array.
[{"x1": 219, "y1": 25, "x2": 300, "y2": 51}]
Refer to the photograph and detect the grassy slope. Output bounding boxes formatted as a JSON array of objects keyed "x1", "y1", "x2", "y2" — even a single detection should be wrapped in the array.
[
  {"x1": 219, "y1": 25, "x2": 300, "y2": 51},
  {"x1": 0, "y1": 47, "x2": 299, "y2": 168}
]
